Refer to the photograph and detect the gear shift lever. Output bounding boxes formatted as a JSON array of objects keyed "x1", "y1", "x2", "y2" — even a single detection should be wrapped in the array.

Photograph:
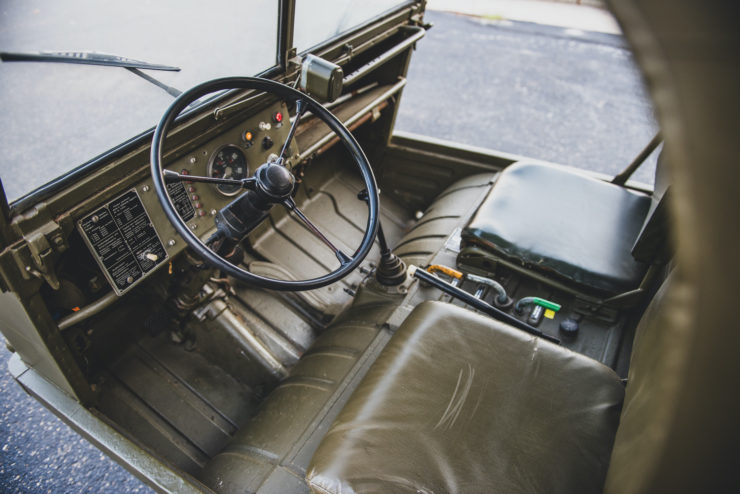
[
  {"x1": 375, "y1": 221, "x2": 407, "y2": 285},
  {"x1": 358, "y1": 189, "x2": 407, "y2": 285}
]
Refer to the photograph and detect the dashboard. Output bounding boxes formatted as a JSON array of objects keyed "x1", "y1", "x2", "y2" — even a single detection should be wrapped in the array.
[{"x1": 75, "y1": 101, "x2": 293, "y2": 296}]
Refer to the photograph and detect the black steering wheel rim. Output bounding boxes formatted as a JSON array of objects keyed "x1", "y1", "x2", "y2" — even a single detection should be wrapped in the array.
[{"x1": 150, "y1": 76, "x2": 379, "y2": 291}]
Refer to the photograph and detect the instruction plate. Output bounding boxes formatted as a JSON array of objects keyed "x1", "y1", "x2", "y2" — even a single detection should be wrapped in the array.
[{"x1": 78, "y1": 188, "x2": 168, "y2": 295}]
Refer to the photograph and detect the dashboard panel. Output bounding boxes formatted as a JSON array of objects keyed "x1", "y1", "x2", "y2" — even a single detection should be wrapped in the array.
[{"x1": 76, "y1": 101, "x2": 294, "y2": 296}]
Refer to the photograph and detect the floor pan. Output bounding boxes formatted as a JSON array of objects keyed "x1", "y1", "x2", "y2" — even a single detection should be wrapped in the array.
[
  {"x1": 96, "y1": 335, "x2": 262, "y2": 474},
  {"x1": 248, "y1": 161, "x2": 413, "y2": 317}
]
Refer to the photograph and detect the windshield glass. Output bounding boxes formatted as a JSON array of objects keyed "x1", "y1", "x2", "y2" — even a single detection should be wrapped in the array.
[
  {"x1": 0, "y1": 1, "x2": 278, "y2": 203},
  {"x1": 294, "y1": 0, "x2": 409, "y2": 52}
]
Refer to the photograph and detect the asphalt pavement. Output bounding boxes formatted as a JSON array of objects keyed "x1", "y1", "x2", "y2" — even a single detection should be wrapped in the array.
[
  {"x1": 0, "y1": 9, "x2": 657, "y2": 494},
  {"x1": 395, "y1": 11, "x2": 658, "y2": 185}
]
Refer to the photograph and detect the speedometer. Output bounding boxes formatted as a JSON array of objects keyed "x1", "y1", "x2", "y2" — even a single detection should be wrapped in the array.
[{"x1": 208, "y1": 145, "x2": 249, "y2": 196}]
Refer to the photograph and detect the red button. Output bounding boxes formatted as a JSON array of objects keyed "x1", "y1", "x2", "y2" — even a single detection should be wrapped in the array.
[
  {"x1": 191, "y1": 194, "x2": 199, "y2": 201},
  {"x1": 188, "y1": 186, "x2": 196, "y2": 193},
  {"x1": 199, "y1": 210, "x2": 206, "y2": 217},
  {"x1": 181, "y1": 169, "x2": 190, "y2": 175},
  {"x1": 195, "y1": 202, "x2": 202, "y2": 209},
  {"x1": 273, "y1": 111, "x2": 283, "y2": 123}
]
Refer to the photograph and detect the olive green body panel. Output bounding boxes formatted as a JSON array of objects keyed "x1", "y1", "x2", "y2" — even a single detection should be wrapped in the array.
[{"x1": 0, "y1": 292, "x2": 77, "y2": 396}]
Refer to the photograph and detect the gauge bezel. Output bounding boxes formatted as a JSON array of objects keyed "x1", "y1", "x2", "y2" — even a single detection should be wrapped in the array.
[{"x1": 207, "y1": 144, "x2": 249, "y2": 197}]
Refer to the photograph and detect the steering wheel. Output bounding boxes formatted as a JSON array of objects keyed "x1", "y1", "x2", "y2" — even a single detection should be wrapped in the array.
[{"x1": 150, "y1": 77, "x2": 379, "y2": 291}]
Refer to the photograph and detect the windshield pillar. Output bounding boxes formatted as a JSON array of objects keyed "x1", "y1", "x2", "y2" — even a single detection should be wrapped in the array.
[{"x1": 277, "y1": 0, "x2": 296, "y2": 70}]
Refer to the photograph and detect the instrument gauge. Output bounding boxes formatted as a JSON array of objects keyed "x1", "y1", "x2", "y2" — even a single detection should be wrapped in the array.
[{"x1": 208, "y1": 145, "x2": 249, "y2": 196}]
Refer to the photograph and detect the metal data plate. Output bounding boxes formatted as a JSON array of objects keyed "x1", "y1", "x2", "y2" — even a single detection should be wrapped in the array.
[
  {"x1": 166, "y1": 181, "x2": 195, "y2": 221},
  {"x1": 78, "y1": 188, "x2": 169, "y2": 296}
]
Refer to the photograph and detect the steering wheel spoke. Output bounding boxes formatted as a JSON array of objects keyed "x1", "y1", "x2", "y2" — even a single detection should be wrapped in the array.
[
  {"x1": 163, "y1": 169, "x2": 257, "y2": 190},
  {"x1": 277, "y1": 99, "x2": 306, "y2": 162},
  {"x1": 282, "y1": 198, "x2": 353, "y2": 266}
]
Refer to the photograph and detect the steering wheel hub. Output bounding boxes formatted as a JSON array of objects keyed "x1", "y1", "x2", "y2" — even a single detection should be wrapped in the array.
[{"x1": 256, "y1": 163, "x2": 295, "y2": 200}]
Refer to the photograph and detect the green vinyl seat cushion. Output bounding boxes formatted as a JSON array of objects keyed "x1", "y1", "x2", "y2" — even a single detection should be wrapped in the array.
[{"x1": 306, "y1": 301, "x2": 625, "y2": 494}]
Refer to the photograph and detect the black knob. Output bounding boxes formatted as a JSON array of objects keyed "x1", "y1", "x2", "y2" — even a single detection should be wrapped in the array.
[
  {"x1": 559, "y1": 318, "x2": 579, "y2": 336},
  {"x1": 257, "y1": 163, "x2": 294, "y2": 198},
  {"x1": 262, "y1": 136, "x2": 273, "y2": 150}
]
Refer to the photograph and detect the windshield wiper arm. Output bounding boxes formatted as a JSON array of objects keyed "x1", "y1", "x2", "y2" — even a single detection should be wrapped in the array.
[
  {"x1": 0, "y1": 50, "x2": 180, "y2": 71},
  {"x1": 125, "y1": 68, "x2": 182, "y2": 97},
  {"x1": 1, "y1": 50, "x2": 183, "y2": 97}
]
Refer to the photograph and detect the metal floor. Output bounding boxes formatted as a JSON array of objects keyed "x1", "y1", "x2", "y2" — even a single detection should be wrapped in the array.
[
  {"x1": 97, "y1": 335, "x2": 262, "y2": 475},
  {"x1": 95, "y1": 160, "x2": 416, "y2": 478}
]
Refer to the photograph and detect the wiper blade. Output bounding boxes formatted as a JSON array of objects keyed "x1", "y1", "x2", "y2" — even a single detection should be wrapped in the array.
[{"x1": 0, "y1": 51, "x2": 180, "y2": 71}]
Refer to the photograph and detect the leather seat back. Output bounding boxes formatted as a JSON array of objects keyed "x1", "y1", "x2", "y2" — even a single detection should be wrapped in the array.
[
  {"x1": 604, "y1": 1, "x2": 740, "y2": 491},
  {"x1": 603, "y1": 273, "x2": 686, "y2": 493},
  {"x1": 306, "y1": 300, "x2": 625, "y2": 494},
  {"x1": 631, "y1": 153, "x2": 672, "y2": 263}
]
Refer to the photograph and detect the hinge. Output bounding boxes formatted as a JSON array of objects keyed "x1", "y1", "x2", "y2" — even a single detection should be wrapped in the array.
[
  {"x1": 287, "y1": 54, "x2": 303, "y2": 77},
  {"x1": 23, "y1": 222, "x2": 64, "y2": 289},
  {"x1": 285, "y1": 47, "x2": 298, "y2": 69},
  {"x1": 410, "y1": 5, "x2": 433, "y2": 31},
  {"x1": 342, "y1": 43, "x2": 354, "y2": 62},
  {"x1": 9, "y1": 204, "x2": 67, "y2": 290}
]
